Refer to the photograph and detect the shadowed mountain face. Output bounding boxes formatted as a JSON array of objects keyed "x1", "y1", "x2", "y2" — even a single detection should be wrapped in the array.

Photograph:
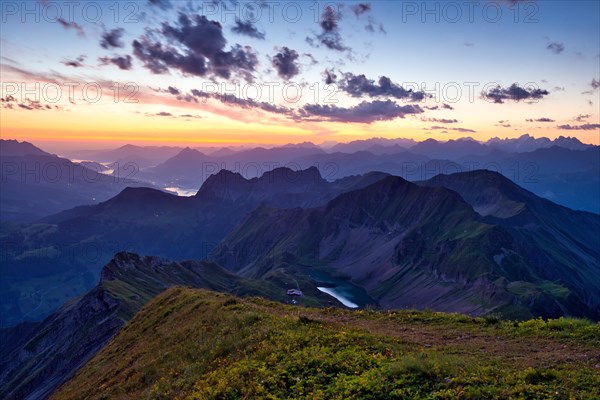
[
  {"x1": 0, "y1": 167, "x2": 388, "y2": 326},
  {"x1": 211, "y1": 171, "x2": 600, "y2": 320},
  {"x1": 0, "y1": 251, "x2": 328, "y2": 400}
]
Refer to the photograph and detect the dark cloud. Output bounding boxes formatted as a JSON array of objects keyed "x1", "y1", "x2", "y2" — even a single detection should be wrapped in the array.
[
  {"x1": 231, "y1": 19, "x2": 265, "y2": 40},
  {"x1": 297, "y1": 100, "x2": 423, "y2": 124},
  {"x1": 546, "y1": 42, "x2": 564, "y2": 54},
  {"x1": 148, "y1": 0, "x2": 172, "y2": 10},
  {"x1": 155, "y1": 111, "x2": 172, "y2": 117},
  {"x1": 167, "y1": 86, "x2": 180, "y2": 95},
  {"x1": 133, "y1": 14, "x2": 258, "y2": 80},
  {"x1": 526, "y1": 117, "x2": 554, "y2": 122},
  {"x1": 442, "y1": 103, "x2": 454, "y2": 110},
  {"x1": 271, "y1": 47, "x2": 300, "y2": 80},
  {"x1": 592, "y1": 78, "x2": 600, "y2": 89},
  {"x1": 339, "y1": 73, "x2": 428, "y2": 101},
  {"x1": 574, "y1": 114, "x2": 590, "y2": 122},
  {"x1": 557, "y1": 124, "x2": 600, "y2": 131},
  {"x1": 101, "y1": 28, "x2": 125, "y2": 49},
  {"x1": 99, "y1": 55, "x2": 133, "y2": 70},
  {"x1": 57, "y1": 18, "x2": 85, "y2": 37},
  {"x1": 351, "y1": 3, "x2": 371, "y2": 16},
  {"x1": 483, "y1": 83, "x2": 549, "y2": 103},
  {"x1": 61, "y1": 55, "x2": 86, "y2": 68},
  {"x1": 323, "y1": 68, "x2": 337, "y2": 84}
]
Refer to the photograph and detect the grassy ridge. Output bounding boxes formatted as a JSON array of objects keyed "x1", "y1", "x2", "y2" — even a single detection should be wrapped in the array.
[{"x1": 53, "y1": 287, "x2": 600, "y2": 400}]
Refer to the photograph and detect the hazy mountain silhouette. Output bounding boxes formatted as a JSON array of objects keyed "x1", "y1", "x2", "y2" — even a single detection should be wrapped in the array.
[{"x1": 0, "y1": 168, "x2": 388, "y2": 326}]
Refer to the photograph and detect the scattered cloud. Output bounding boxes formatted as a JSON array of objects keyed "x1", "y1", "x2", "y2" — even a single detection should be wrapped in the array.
[
  {"x1": 1, "y1": 95, "x2": 63, "y2": 111},
  {"x1": 57, "y1": 18, "x2": 85, "y2": 37},
  {"x1": 338, "y1": 73, "x2": 428, "y2": 101},
  {"x1": 100, "y1": 28, "x2": 125, "y2": 49},
  {"x1": 426, "y1": 118, "x2": 458, "y2": 123},
  {"x1": 99, "y1": 55, "x2": 133, "y2": 70},
  {"x1": 307, "y1": 5, "x2": 349, "y2": 52},
  {"x1": 61, "y1": 55, "x2": 86, "y2": 68},
  {"x1": 351, "y1": 3, "x2": 371, "y2": 16},
  {"x1": 483, "y1": 83, "x2": 549, "y2": 103},
  {"x1": 429, "y1": 126, "x2": 476, "y2": 133},
  {"x1": 464, "y1": 41, "x2": 475, "y2": 47},
  {"x1": 189, "y1": 89, "x2": 291, "y2": 115},
  {"x1": 526, "y1": 117, "x2": 555, "y2": 122},
  {"x1": 574, "y1": 114, "x2": 590, "y2": 122},
  {"x1": 271, "y1": 47, "x2": 300, "y2": 80},
  {"x1": 133, "y1": 14, "x2": 258, "y2": 81},
  {"x1": 296, "y1": 100, "x2": 423, "y2": 124},
  {"x1": 557, "y1": 124, "x2": 600, "y2": 131},
  {"x1": 546, "y1": 42, "x2": 564, "y2": 54},
  {"x1": 323, "y1": 68, "x2": 337, "y2": 85},
  {"x1": 231, "y1": 19, "x2": 265, "y2": 40},
  {"x1": 147, "y1": 0, "x2": 172, "y2": 10},
  {"x1": 592, "y1": 78, "x2": 600, "y2": 89}
]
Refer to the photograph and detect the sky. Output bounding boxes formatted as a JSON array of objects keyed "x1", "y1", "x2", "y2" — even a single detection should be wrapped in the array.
[{"x1": 0, "y1": 0, "x2": 599, "y2": 149}]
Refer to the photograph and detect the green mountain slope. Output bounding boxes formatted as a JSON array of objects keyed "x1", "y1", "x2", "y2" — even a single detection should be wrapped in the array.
[
  {"x1": 0, "y1": 252, "x2": 337, "y2": 400},
  {"x1": 211, "y1": 172, "x2": 600, "y2": 319},
  {"x1": 52, "y1": 287, "x2": 600, "y2": 399}
]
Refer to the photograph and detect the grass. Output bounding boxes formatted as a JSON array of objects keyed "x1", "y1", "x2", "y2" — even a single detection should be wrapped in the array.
[{"x1": 52, "y1": 287, "x2": 600, "y2": 400}]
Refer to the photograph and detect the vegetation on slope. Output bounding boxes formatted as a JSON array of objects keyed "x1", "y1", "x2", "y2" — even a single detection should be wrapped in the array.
[{"x1": 53, "y1": 287, "x2": 600, "y2": 400}]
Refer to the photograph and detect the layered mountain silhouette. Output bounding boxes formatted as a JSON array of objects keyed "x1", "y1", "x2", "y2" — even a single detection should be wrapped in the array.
[
  {"x1": 0, "y1": 140, "x2": 152, "y2": 222},
  {"x1": 211, "y1": 171, "x2": 600, "y2": 320},
  {"x1": 0, "y1": 167, "x2": 387, "y2": 326}
]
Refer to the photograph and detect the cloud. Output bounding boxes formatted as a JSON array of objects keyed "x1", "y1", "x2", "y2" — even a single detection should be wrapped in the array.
[
  {"x1": 99, "y1": 55, "x2": 133, "y2": 70},
  {"x1": 296, "y1": 100, "x2": 423, "y2": 124},
  {"x1": 339, "y1": 73, "x2": 428, "y2": 101},
  {"x1": 557, "y1": 124, "x2": 600, "y2": 131},
  {"x1": 592, "y1": 78, "x2": 600, "y2": 89},
  {"x1": 464, "y1": 41, "x2": 475, "y2": 47},
  {"x1": 303, "y1": 53, "x2": 318, "y2": 65},
  {"x1": 166, "y1": 86, "x2": 180, "y2": 95},
  {"x1": 323, "y1": 68, "x2": 337, "y2": 84},
  {"x1": 351, "y1": 3, "x2": 371, "y2": 16},
  {"x1": 100, "y1": 28, "x2": 125, "y2": 49},
  {"x1": 61, "y1": 55, "x2": 86, "y2": 68},
  {"x1": 574, "y1": 114, "x2": 590, "y2": 122},
  {"x1": 526, "y1": 117, "x2": 554, "y2": 122},
  {"x1": 231, "y1": 19, "x2": 265, "y2": 40},
  {"x1": 190, "y1": 89, "x2": 291, "y2": 115},
  {"x1": 271, "y1": 47, "x2": 300, "y2": 80},
  {"x1": 429, "y1": 126, "x2": 476, "y2": 133},
  {"x1": 57, "y1": 18, "x2": 85, "y2": 37},
  {"x1": 483, "y1": 83, "x2": 549, "y2": 103},
  {"x1": 133, "y1": 13, "x2": 258, "y2": 81},
  {"x1": 546, "y1": 42, "x2": 564, "y2": 54},
  {"x1": 307, "y1": 5, "x2": 349, "y2": 52},
  {"x1": 427, "y1": 118, "x2": 458, "y2": 123},
  {"x1": 147, "y1": 0, "x2": 172, "y2": 10},
  {"x1": 442, "y1": 103, "x2": 454, "y2": 110},
  {"x1": 1, "y1": 96, "x2": 63, "y2": 111}
]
